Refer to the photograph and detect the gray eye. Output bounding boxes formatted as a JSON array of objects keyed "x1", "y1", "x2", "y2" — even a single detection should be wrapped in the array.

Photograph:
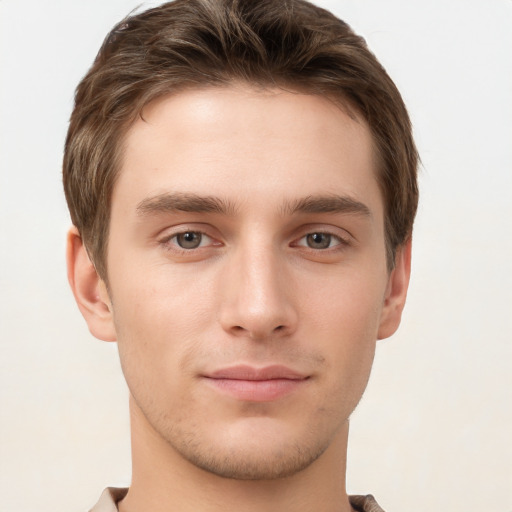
[
  {"x1": 176, "y1": 231, "x2": 202, "y2": 249},
  {"x1": 306, "y1": 233, "x2": 332, "y2": 249}
]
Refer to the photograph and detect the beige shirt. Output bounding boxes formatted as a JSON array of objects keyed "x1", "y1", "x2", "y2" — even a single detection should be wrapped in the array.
[{"x1": 89, "y1": 487, "x2": 386, "y2": 512}]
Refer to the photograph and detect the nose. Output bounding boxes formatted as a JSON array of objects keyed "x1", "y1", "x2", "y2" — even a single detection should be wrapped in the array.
[{"x1": 219, "y1": 242, "x2": 298, "y2": 340}]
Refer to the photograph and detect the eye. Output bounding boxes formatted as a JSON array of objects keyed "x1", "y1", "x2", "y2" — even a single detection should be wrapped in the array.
[
  {"x1": 306, "y1": 233, "x2": 333, "y2": 249},
  {"x1": 171, "y1": 231, "x2": 211, "y2": 249},
  {"x1": 296, "y1": 232, "x2": 344, "y2": 250}
]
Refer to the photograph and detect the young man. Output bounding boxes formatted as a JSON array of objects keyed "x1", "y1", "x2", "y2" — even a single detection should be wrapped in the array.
[{"x1": 64, "y1": 0, "x2": 418, "y2": 510}]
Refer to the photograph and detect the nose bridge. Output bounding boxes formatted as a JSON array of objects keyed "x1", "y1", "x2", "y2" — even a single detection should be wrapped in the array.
[{"x1": 220, "y1": 234, "x2": 297, "y2": 339}]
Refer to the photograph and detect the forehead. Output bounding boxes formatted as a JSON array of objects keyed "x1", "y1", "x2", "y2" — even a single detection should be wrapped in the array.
[{"x1": 115, "y1": 85, "x2": 381, "y2": 215}]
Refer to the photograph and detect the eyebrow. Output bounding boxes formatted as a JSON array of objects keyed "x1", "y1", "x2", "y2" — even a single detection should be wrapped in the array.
[
  {"x1": 136, "y1": 192, "x2": 371, "y2": 219},
  {"x1": 282, "y1": 194, "x2": 372, "y2": 218},
  {"x1": 136, "y1": 192, "x2": 238, "y2": 216}
]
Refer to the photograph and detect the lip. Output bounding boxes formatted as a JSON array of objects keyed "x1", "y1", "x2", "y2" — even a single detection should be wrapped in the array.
[{"x1": 203, "y1": 365, "x2": 309, "y2": 402}]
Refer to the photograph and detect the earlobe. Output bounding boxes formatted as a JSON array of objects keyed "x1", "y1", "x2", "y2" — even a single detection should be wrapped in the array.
[
  {"x1": 66, "y1": 226, "x2": 117, "y2": 342},
  {"x1": 377, "y1": 239, "x2": 412, "y2": 340}
]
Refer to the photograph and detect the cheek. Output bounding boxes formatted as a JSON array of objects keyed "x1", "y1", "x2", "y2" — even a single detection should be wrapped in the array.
[
  {"x1": 111, "y1": 261, "x2": 215, "y2": 341},
  {"x1": 306, "y1": 264, "x2": 386, "y2": 340},
  {"x1": 303, "y1": 270, "x2": 385, "y2": 394},
  {"x1": 109, "y1": 268, "x2": 216, "y2": 397}
]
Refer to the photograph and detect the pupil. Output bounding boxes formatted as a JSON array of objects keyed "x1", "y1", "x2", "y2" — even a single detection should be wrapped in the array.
[{"x1": 307, "y1": 233, "x2": 330, "y2": 249}]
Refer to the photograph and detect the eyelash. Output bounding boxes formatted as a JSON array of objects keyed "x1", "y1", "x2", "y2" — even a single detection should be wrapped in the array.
[
  {"x1": 159, "y1": 230, "x2": 217, "y2": 253},
  {"x1": 293, "y1": 232, "x2": 349, "y2": 251},
  {"x1": 158, "y1": 228, "x2": 351, "y2": 255}
]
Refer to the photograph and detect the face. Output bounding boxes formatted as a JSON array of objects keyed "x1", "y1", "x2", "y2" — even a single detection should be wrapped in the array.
[{"x1": 83, "y1": 86, "x2": 408, "y2": 480}]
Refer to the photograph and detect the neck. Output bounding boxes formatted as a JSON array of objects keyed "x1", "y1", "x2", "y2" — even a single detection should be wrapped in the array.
[{"x1": 119, "y1": 395, "x2": 353, "y2": 512}]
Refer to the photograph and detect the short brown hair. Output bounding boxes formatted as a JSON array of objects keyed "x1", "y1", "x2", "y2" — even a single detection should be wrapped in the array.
[{"x1": 63, "y1": 0, "x2": 419, "y2": 279}]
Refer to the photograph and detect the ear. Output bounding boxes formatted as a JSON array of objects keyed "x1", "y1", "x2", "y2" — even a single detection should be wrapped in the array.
[
  {"x1": 66, "y1": 226, "x2": 117, "y2": 342},
  {"x1": 377, "y1": 239, "x2": 412, "y2": 340}
]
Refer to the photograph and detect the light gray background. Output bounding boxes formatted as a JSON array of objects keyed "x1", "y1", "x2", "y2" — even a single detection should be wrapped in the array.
[{"x1": 1, "y1": 1, "x2": 511, "y2": 510}]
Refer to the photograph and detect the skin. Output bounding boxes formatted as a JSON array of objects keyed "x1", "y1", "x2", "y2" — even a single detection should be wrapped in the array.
[{"x1": 68, "y1": 85, "x2": 411, "y2": 512}]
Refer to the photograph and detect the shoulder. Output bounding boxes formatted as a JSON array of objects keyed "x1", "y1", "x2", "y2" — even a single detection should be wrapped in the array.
[
  {"x1": 88, "y1": 488, "x2": 128, "y2": 512},
  {"x1": 349, "y1": 494, "x2": 386, "y2": 512},
  {"x1": 87, "y1": 488, "x2": 385, "y2": 512}
]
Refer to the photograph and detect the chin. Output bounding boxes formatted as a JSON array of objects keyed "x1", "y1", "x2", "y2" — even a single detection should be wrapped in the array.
[
  {"x1": 166, "y1": 417, "x2": 335, "y2": 481},
  {"x1": 180, "y1": 441, "x2": 327, "y2": 481}
]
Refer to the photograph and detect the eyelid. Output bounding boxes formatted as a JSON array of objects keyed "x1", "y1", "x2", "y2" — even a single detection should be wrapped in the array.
[
  {"x1": 155, "y1": 223, "x2": 353, "y2": 253},
  {"x1": 169, "y1": 231, "x2": 213, "y2": 248},
  {"x1": 291, "y1": 224, "x2": 353, "y2": 246},
  {"x1": 294, "y1": 232, "x2": 346, "y2": 249},
  {"x1": 158, "y1": 225, "x2": 222, "y2": 251}
]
